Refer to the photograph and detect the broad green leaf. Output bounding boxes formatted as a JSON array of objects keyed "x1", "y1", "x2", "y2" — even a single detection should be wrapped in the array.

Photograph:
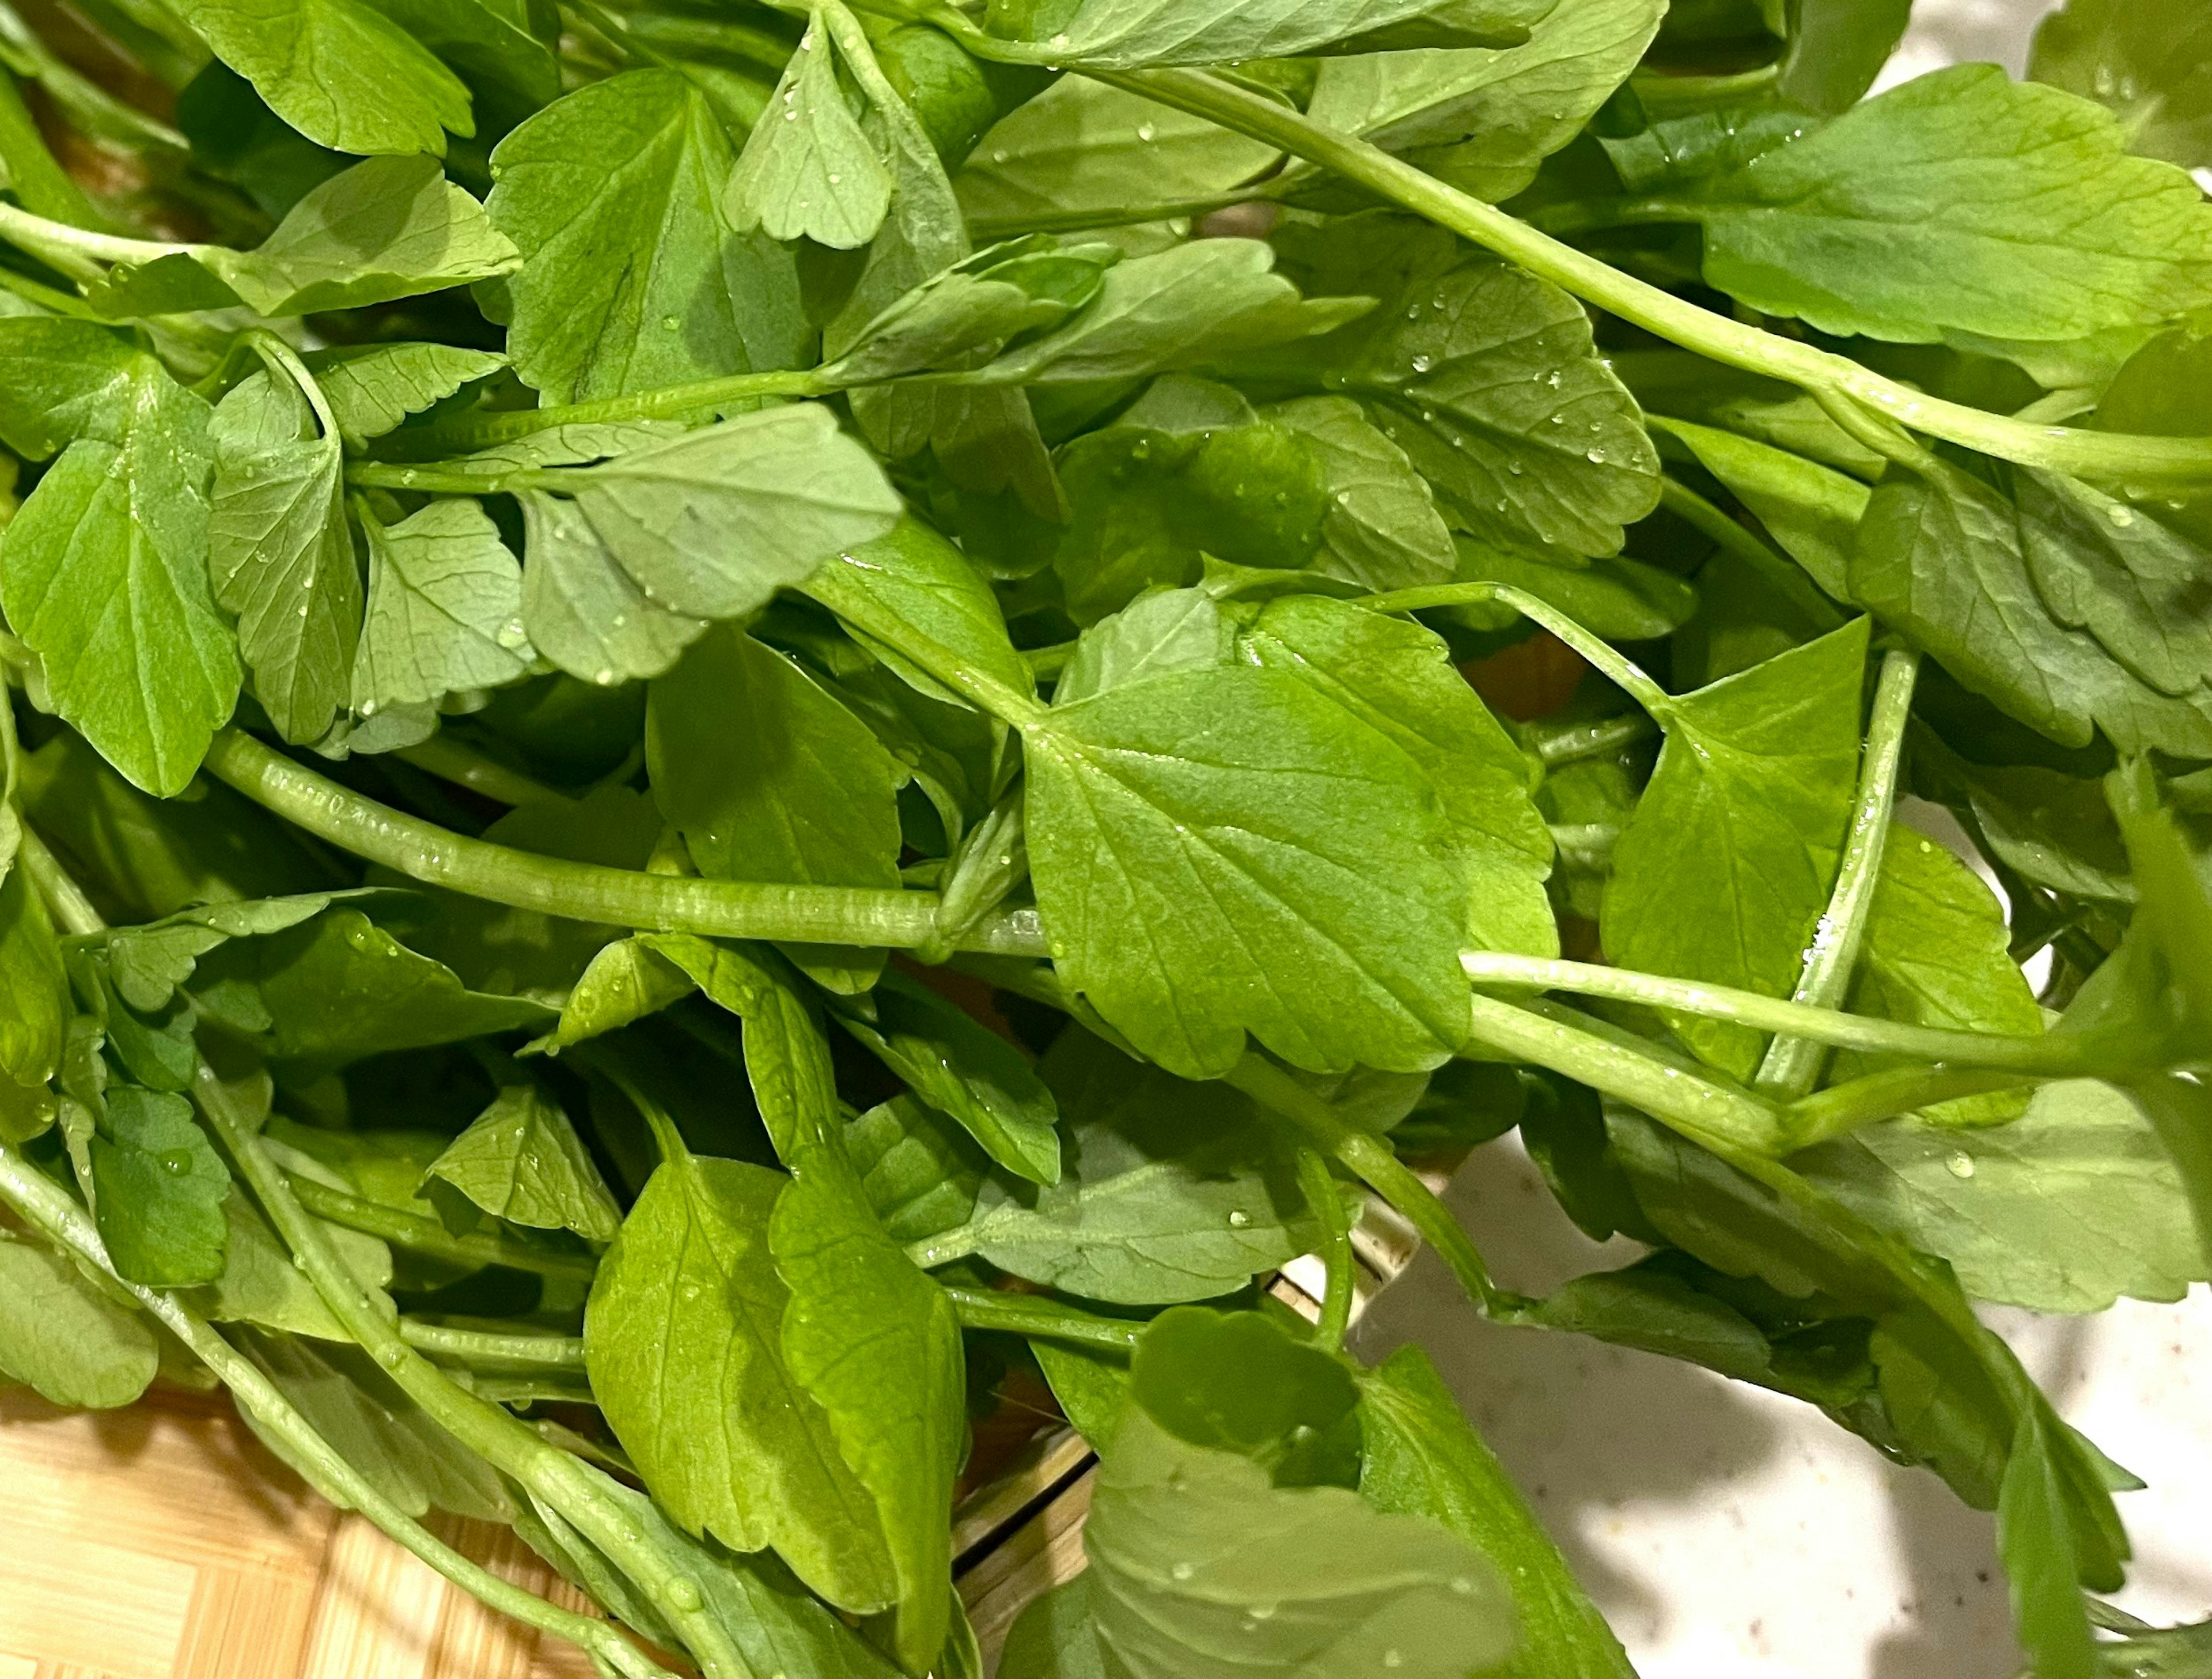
[
  {"x1": 834, "y1": 971, "x2": 1059, "y2": 1185},
  {"x1": 1240, "y1": 594, "x2": 1557, "y2": 959},
  {"x1": 1653, "y1": 416, "x2": 1868, "y2": 599},
  {"x1": 586, "y1": 1150, "x2": 899, "y2": 1612},
  {"x1": 982, "y1": 0, "x2": 1544, "y2": 68},
  {"x1": 89, "y1": 1086, "x2": 231, "y2": 1288},
  {"x1": 1445, "y1": 536, "x2": 1699, "y2": 643},
  {"x1": 1849, "y1": 456, "x2": 2212, "y2": 760},
  {"x1": 1263, "y1": 214, "x2": 1661, "y2": 557},
  {"x1": 0, "y1": 336, "x2": 238, "y2": 797},
  {"x1": 954, "y1": 76, "x2": 1278, "y2": 229},
  {"x1": 0, "y1": 1238, "x2": 158, "y2": 1409},
  {"x1": 1306, "y1": 0, "x2": 1666, "y2": 201},
  {"x1": 0, "y1": 864, "x2": 68, "y2": 1140},
  {"x1": 188, "y1": 1190, "x2": 393, "y2": 1340},
  {"x1": 2032, "y1": 0, "x2": 2212, "y2": 171},
  {"x1": 351, "y1": 497, "x2": 532, "y2": 712},
  {"x1": 516, "y1": 491, "x2": 706, "y2": 687},
  {"x1": 933, "y1": 1028, "x2": 1327, "y2": 1304},
  {"x1": 1264, "y1": 395, "x2": 1456, "y2": 593},
  {"x1": 1602, "y1": 618, "x2": 1869, "y2": 1078},
  {"x1": 726, "y1": 14, "x2": 892, "y2": 251},
  {"x1": 1024, "y1": 659, "x2": 1469, "y2": 1079},
  {"x1": 101, "y1": 892, "x2": 361, "y2": 1011},
  {"x1": 1358, "y1": 1345, "x2": 1636, "y2": 1679},
  {"x1": 1795, "y1": 1080, "x2": 2211, "y2": 1315},
  {"x1": 1683, "y1": 65, "x2": 2212, "y2": 346},
  {"x1": 1058, "y1": 585, "x2": 1232, "y2": 705},
  {"x1": 427, "y1": 1083, "x2": 622, "y2": 1242},
  {"x1": 847, "y1": 1095, "x2": 985, "y2": 1243},
  {"x1": 486, "y1": 70, "x2": 810, "y2": 403},
  {"x1": 1920, "y1": 746, "x2": 2134, "y2": 906},
  {"x1": 364, "y1": 0, "x2": 561, "y2": 134},
  {"x1": 302, "y1": 343, "x2": 506, "y2": 447},
  {"x1": 168, "y1": 0, "x2": 474, "y2": 156},
  {"x1": 1085, "y1": 1410, "x2": 1516, "y2": 1679},
  {"x1": 772, "y1": 1143, "x2": 965, "y2": 1673},
  {"x1": 1828, "y1": 828, "x2": 2046, "y2": 1125},
  {"x1": 826, "y1": 238, "x2": 1112, "y2": 389},
  {"x1": 96, "y1": 156, "x2": 518, "y2": 317},
  {"x1": 208, "y1": 370, "x2": 358, "y2": 746},
  {"x1": 554, "y1": 405, "x2": 903, "y2": 620}
]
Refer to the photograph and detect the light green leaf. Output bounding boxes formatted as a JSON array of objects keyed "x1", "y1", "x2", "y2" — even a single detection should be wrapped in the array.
[
  {"x1": 0, "y1": 317, "x2": 171, "y2": 458},
  {"x1": 1999, "y1": 1408, "x2": 2100, "y2": 1679},
  {"x1": 1264, "y1": 395, "x2": 1456, "y2": 593},
  {"x1": 516, "y1": 490, "x2": 705, "y2": 689},
  {"x1": 0, "y1": 1238, "x2": 158, "y2": 1409},
  {"x1": 1307, "y1": 0, "x2": 1665, "y2": 201},
  {"x1": 486, "y1": 70, "x2": 810, "y2": 403},
  {"x1": 427, "y1": 1083, "x2": 622, "y2": 1242},
  {"x1": 0, "y1": 335, "x2": 238, "y2": 797},
  {"x1": 586, "y1": 1149, "x2": 898, "y2": 1612},
  {"x1": 1683, "y1": 65, "x2": 2212, "y2": 346},
  {"x1": 1446, "y1": 536, "x2": 1699, "y2": 644},
  {"x1": 1240, "y1": 594, "x2": 1556, "y2": 959},
  {"x1": 1653, "y1": 416, "x2": 1868, "y2": 599},
  {"x1": 208, "y1": 369, "x2": 358, "y2": 746},
  {"x1": 772, "y1": 1143, "x2": 964, "y2": 1674},
  {"x1": 301, "y1": 343, "x2": 505, "y2": 448},
  {"x1": 351, "y1": 497, "x2": 532, "y2": 712},
  {"x1": 1602, "y1": 618, "x2": 1869, "y2": 1079},
  {"x1": 0, "y1": 864, "x2": 69, "y2": 1140},
  {"x1": 827, "y1": 238, "x2": 1112, "y2": 389},
  {"x1": 1265, "y1": 214, "x2": 1661, "y2": 557},
  {"x1": 101, "y1": 892, "x2": 362, "y2": 1012},
  {"x1": 847, "y1": 1095, "x2": 984, "y2": 1243},
  {"x1": 982, "y1": 0, "x2": 1543, "y2": 68},
  {"x1": 1058, "y1": 585, "x2": 1232, "y2": 705},
  {"x1": 1024, "y1": 660, "x2": 1468, "y2": 1079},
  {"x1": 527, "y1": 935, "x2": 698, "y2": 1054},
  {"x1": 954, "y1": 75, "x2": 1278, "y2": 229},
  {"x1": 552, "y1": 404, "x2": 903, "y2": 620},
  {"x1": 188, "y1": 1189, "x2": 393, "y2": 1340},
  {"x1": 726, "y1": 13, "x2": 892, "y2": 251},
  {"x1": 89, "y1": 1086, "x2": 231, "y2": 1288},
  {"x1": 168, "y1": 0, "x2": 474, "y2": 156},
  {"x1": 834, "y1": 970, "x2": 1060, "y2": 1185},
  {"x1": 1795, "y1": 1080, "x2": 2211, "y2": 1315},
  {"x1": 998, "y1": 1578, "x2": 1108, "y2": 1679},
  {"x1": 2031, "y1": 0, "x2": 2212, "y2": 171},
  {"x1": 809, "y1": 518, "x2": 1037, "y2": 714}
]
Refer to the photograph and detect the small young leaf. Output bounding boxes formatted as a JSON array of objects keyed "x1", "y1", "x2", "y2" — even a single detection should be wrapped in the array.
[
  {"x1": 351, "y1": 497, "x2": 533, "y2": 713},
  {"x1": 726, "y1": 14, "x2": 893, "y2": 251},
  {"x1": 89, "y1": 1086, "x2": 231, "y2": 1288},
  {"x1": 516, "y1": 491, "x2": 706, "y2": 688},
  {"x1": 427, "y1": 1083, "x2": 622, "y2": 1242}
]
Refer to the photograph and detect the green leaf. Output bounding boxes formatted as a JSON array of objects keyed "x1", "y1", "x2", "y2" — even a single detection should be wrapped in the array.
[
  {"x1": 1445, "y1": 536, "x2": 1699, "y2": 643},
  {"x1": 1601, "y1": 618, "x2": 1868, "y2": 1079},
  {"x1": 0, "y1": 1237, "x2": 158, "y2": 1409},
  {"x1": 586, "y1": 1149, "x2": 899, "y2": 1613},
  {"x1": 1264, "y1": 395, "x2": 1456, "y2": 593},
  {"x1": 168, "y1": 0, "x2": 474, "y2": 156},
  {"x1": 1653, "y1": 416, "x2": 1868, "y2": 599},
  {"x1": 1024, "y1": 659, "x2": 1469, "y2": 1079},
  {"x1": 486, "y1": 70, "x2": 810, "y2": 404},
  {"x1": 1794, "y1": 1079, "x2": 2211, "y2": 1314},
  {"x1": 363, "y1": 0, "x2": 561, "y2": 134},
  {"x1": 89, "y1": 1086, "x2": 232, "y2": 1288},
  {"x1": 0, "y1": 863, "x2": 69, "y2": 1140},
  {"x1": 101, "y1": 892, "x2": 363, "y2": 1011},
  {"x1": 847, "y1": 1094, "x2": 984, "y2": 1242},
  {"x1": 771, "y1": 1142, "x2": 965, "y2": 1674},
  {"x1": 1849, "y1": 456, "x2": 2212, "y2": 760},
  {"x1": 835, "y1": 970, "x2": 1060, "y2": 1185},
  {"x1": 0, "y1": 335, "x2": 238, "y2": 797},
  {"x1": 301, "y1": 343, "x2": 506, "y2": 448},
  {"x1": 2032, "y1": 0, "x2": 2212, "y2": 172},
  {"x1": 1264, "y1": 214, "x2": 1661, "y2": 558},
  {"x1": 550, "y1": 405, "x2": 903, "y2": 620},
  {"x1": 188, "y1": 1189, "x2": 393, "y2": 1340},
  {"x1": 1683, "y1": 65, "x2": 2212, "y2": 346},
  {"x1": 982, "y1": 0, "x2": 1541, "y2": 68},
  {"x1": 516, "y1": 490, "x2": 705, "y2": 688},
  {"x1": 1239, "y1": 593, "x2": 1556, "y2": 959},
  {"x1": 1057, "y1": 585, "x2": 1232, "y2": 705},
  {"x1": 1084, "y1": 1409, "x2": 1516, "y2": 1679},
  {"x1": 1828, "y1": 827, "x2": 2046, "y2": 1124},
  {"x1": 1999, "y1": 1407, "x2": 2101, "y2": 1679},
  {"x1": 998, "y1": 1578, "x2": 1108, "y2": 1679},
  {"x1": 827, "y1": 238, "x2": 1113, "y2": 388},
  {"x1": 810, "y1": 517, "x2": 1038, "y2": 714},
  {"x1": 726, "y1": 14, "x2": 892, "y2": 251},
  {"x1": 351, "y1": 497, "x2": 532, "y2": 712},
  {"x1": 97, "y1": 157, "x2": 518, "y2": 317},
  {"x1": 1775, "y1": 0, "x2": 1914, "y2": 115},
  {"x1": 1357, "y1": 1345, "x2": 1635, "y2": 1679},
  {"x1": 208, "y1": 368, "x2": 358, "y2": 746},
  {"x1": 1306, "y1": 0, "x2": 1666, "y2": 201},
  {"x1": 954, "y1": 76, "x2": 1278, "y2": 229},
  {"x1": 427, "y1": 1083, "x2": 622, "y2": 1242}
]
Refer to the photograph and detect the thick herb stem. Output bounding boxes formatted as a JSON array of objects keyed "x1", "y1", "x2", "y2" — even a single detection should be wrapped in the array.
[
  {"x1": 1462, "y1": 951, "x2": 2087, "y2": 1077},
  {"x1": 0, "y1": 1147, "x2": 672, "y2": 1679},
  {"x1": 1783, "y1": 1065, "x2": 2044, "y2": 1149},
  {"x1": 1756, "y1": 649, "x2": 1921, "y2": 1096},
  {"x1": 1086, "y1": 66, "x2": 2212, "y2": 487},
  {"x1": 402, "y1": 1319, "x2": 592, "y2": 1371},
  {"x1": 1293, "y1": 1145, "x2": 1354, "y2": 1352},
  {"x1": 199, "y1": 728, "x2": 1051, "y2": 956},
  {"x1": 1360, "y1": 583, "x2": 1675, "y2": 718},
  {"x1": 940, "y1": 1284, "x2": 1143, "y2": 1352},
  {"x1": 1225, "y1": 1054, "x2": 1509, "y2": 1315},
  {"x1": 287, "y1": 1177, "x2": 601, "y2": 1281},
  {"x1": 0, "y1": 196, "x2": 171, "y2": 275},
  {"x1": 1527, "y1": 710, "x2": 1657, "y2": 768},
  {"x1": 376, "y1": 369, "x2": 830, "y2": 456},
  {"x1": 15, "y1": 823, "x2": 103, "y2": 935}
]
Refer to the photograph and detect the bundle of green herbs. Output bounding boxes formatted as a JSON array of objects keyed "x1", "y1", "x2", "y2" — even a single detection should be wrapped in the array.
[{"x1": 0, "y1": 0, "x2": 2209, "y2": 1672}]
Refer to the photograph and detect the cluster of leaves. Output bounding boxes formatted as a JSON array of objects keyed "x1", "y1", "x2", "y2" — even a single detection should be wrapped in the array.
[{"x1": 2, "y1": 1, "x2": 2211, "y2": 1677}]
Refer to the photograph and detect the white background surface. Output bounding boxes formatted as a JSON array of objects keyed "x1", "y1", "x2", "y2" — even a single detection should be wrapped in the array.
[{"x1": 1357, "y1": 7, "x2": 2212, "y2": 1674}]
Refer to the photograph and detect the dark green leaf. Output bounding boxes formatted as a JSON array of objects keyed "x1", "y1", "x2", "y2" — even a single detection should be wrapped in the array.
[
  {"x1": 89, "y1": 1086, "x2": 231, "y2": 1288},
  {"x1": 2032, "y1": 0, "x2": 2212, "y2": 171}
]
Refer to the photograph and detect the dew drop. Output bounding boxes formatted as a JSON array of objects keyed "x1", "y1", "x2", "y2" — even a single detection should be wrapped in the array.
[
  {"x1": 1171, "y1": 1562, "x2": 1195, "y2": 1582},
  {"x1": 1586, "y1": 448, "x2": 1607, "y2": 464},
  {"x1": 2108, "y1": 503, "x2": 2137, "y2": 528},
  {"x1": 1136, "y1": 122, "x2": 1156, "y2": 142},
  {"x1": 1227, "y1": 1209, "x2": 1251, "y2": 1228},
  {"x1": 665, "y1": 1580, "x2": 704, "y2": 1613},
  {"x1": 1409, "y1": 353, "x2": 1434, "y2": 373},
  {"x1": 1383, "y1": 1652, "x2": 1404, "y2": 1670},
  {"x1": 1946, "y1": 1152, "x2": 1976, "y2": 1179},
  {"x1": 159, "y1": 1149, "x2": 192, "y2": 1175},
  {"x1": 661, "y1": 313, "x2": 680, "y2": 331}
]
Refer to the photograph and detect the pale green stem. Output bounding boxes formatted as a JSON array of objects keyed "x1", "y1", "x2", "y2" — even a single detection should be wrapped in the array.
[
  {"x1": 200, "y1": 729, "x2": 1051, "y2": 956},
  {"x1": 376, "y1": 369, "x2": 830, "y2": 457},
  {"x1": 283, "y1": 1176, "x2": 602, "y2": 1283},
  {"x1": 967, "y1": 190, "x2": 1268, "y2": 240},
  {"x1": 1461, "y1": 952, "x2": 2093, "y2": 1077},
  {"x1": 402, "y1": 1319, "x2": 592, "y2": 1371},
  {"x1": 938, "y1": 1284, "x2": 1142, "y2": 1352},
  {"x1": 0, "y1": 196, "x2": 165, "y2": 279},
  {"x1": 1783, "y1": 1066, "x2": 2046, "y2": 1150},
  {"x1": 0, "y1": 1148, "x2": 672, "y2": 1679},
  {"x1": 1756, "y1": 649, "x2": 1921, "y2": 1096},
  {"x1": 1528, "y1": 710, "x2": 1657, "y2": 768},
  {"x1": 1360, "y1": 583, "x2": 1676, "y2": 718},
  {"x1": 244, "y1": 330, "x2": 340, "y2": 441},
  {"x1": 395, "y1": 735, "x2": 570, "y2": 808},
  {"x1": 1293, "y1": 1145, "x2": 1354, "y2": 1352},
  {"x1": 16, "y1": 824, "x2": 101, "y2": 935}
]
